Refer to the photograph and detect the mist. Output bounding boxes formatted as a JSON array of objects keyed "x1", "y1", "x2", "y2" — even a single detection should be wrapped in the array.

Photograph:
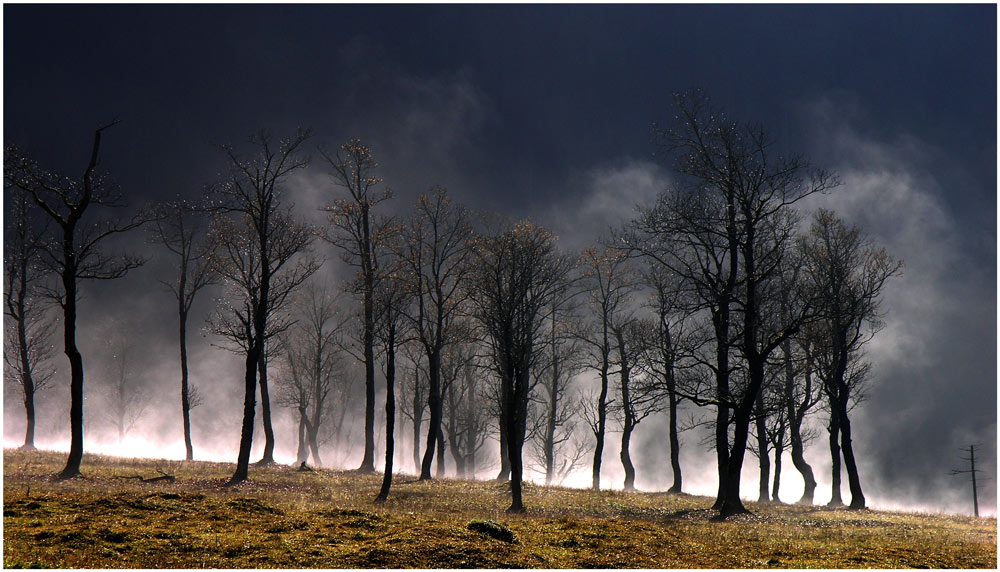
[{"x1": 4, "y1": 4, "x2": 995, "y2": 521}]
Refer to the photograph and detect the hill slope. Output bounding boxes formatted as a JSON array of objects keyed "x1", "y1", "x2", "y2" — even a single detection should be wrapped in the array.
[{"x1": 3, "y1": 449, "x2": 995, "y2": 568}]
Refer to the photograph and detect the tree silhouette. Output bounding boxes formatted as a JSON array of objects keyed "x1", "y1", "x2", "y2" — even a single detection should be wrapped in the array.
[
  {"x1": 631, "y1": 90, "x2": 836, "y2": 515},
  {"x1": 5, "y1": 122, "x2": 147, "y2": 479},
  {"x1": 3, "y1": 183, "x2": 57, "y2": 450},
  {"x1": 801, "y1": 209, "x2": 901, "y2": 510},
  {"x1": 149, "y1": 201, "x2": 217, "y2": 460},
  {"x1": 322, "y1": 139, "x2": 391, "y2": 474},
  {"x1": 396, "y1": 188, "x2": 475, "y2": 480},
  {"x1": 577, "y1": 246, "x2": 637, "y2": 490},
  {"x1": 209, "y1": 128, "x2": 316, "y2": 485},
  {"x1": 466, "y1": 219, "x2": 573, "y2": 512}
]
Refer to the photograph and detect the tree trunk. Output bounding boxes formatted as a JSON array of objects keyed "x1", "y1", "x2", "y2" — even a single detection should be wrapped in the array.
[
  {"x1": 755, "y1": 392, "x2": 770, "y2": 503},
  {"x1": 496, "y1": 410, "x2": 511, "y2": 481},
  {"x1": 179, "y1": 307, "x2": 194, "y2": 461},
  {"x1": 229, "y1": 345, "x2": 260, "y2": 485},
  {"x1": 58, "y1": 244, "x2": 85, "y2": 480},
  {"x1": 828, "y1": 410, "x2": 844, "y2": 506},
  {"x1": 785, "y1": 340, "x2": 817, "y2": 505},
  {"x1": 544, "y1": 387, "x2": 557, "y2": 486},
  {"x1": 505, "y1": 368, "x2": 530, "y2": 513},
  {"x1": 358, "y1": 204, "x2": 377, "y2": 475},
  {"x1": 662, "y1": 322, "x2": 682, "y2": 493},
  {"x1": 420, "y1": 352, "x2": 442, "y2": 481},
  {"x1": 360, "y1": 324, "x2": 376, "y2": 473},
  {"x1": 307, "y1": 418, "x2": 323, "y2": 467},
  {"x1": 618, "y1": 329, "x2": 636, "y2": 491},
  {"x1": 667, "y1": 389, "x2": 682, "y2": 493},
  {"x1": 448, "y1": 430, "x2": 466, "y2": 479},
  {"x1": 772, "y1": 432, "x2": 784, "y2": 502},
  {"x1": 719, "y1": 398, "x2": 754, "y2": 516},
  {"x1": 718, "y1": 357, "x2": 766, "y2": 517},
  {"x1": 621, "y1": 425, "x2": 636, "y2": 492},
  {"x1": 412, "y1": 405, "x2": 422, "y2": 474},
  {"x1": 837, "y1": 394, "x2": 866, "y2": 509},
  {"x1": 420, "y1": 351, "x2": 442, "y2": 480},
  {"x1": 712, "y1": 383, "x2": 730, "y2": 508},
  {"x1": 375, "y1": 326, "x2": 396, "y2": 504},
  {"x1": 592, "y1": 357, "x2": 609, "y2": 490},
  {"x1": 790, "y1": 423, "x2": 816, "y2": 504},
  {"x1": 296, "y1": 408, "x2": 309, "y2": 464},
  {"x1": 22, "y1": 383, "x2": 36, "y2": 451},
  {"x1": 711, "y1": 307, "x2": 732, "y2": 510},
  {"x1": 18, "y1": 313, "x2": 37, "y2": 451},
  {"x1": 256, "y1": 352, "x2": 276, "y2": 466},
  {"x1": 435, "y1": 427, "x2": 446, "y2": 478}
]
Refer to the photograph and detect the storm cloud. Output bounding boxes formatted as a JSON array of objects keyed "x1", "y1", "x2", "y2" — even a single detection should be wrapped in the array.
[{"x1": 4, "y1": 4, "x2": 995, "y2": 516}]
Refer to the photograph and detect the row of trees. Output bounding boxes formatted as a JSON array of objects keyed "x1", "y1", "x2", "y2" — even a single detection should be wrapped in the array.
[{"x1": 4, "y1": 90, "x2": 900, "y2": 515}]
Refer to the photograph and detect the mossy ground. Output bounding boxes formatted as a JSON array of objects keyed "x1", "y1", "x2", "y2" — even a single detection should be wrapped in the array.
[{"x1": 3, "y1": 448, "x2": 996, "y2": 568}]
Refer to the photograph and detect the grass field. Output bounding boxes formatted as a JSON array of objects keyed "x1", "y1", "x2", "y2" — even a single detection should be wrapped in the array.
[{"x1": 2, "y1": 448, "x2": 996, "y2": 568}]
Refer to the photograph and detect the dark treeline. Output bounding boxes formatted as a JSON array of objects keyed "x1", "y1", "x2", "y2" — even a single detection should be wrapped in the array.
[{"x1": 4, "y1": 90, "x2": 901, "y2": 515}]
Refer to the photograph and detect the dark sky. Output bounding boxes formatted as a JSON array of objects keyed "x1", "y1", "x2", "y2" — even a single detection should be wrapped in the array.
[{"x1": 4, "y1": 4, "x2": 996, "y2": 515}]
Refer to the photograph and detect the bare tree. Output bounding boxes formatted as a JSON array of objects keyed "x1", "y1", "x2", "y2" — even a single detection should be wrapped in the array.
[
  {"x1": 208, "y1": 128, "x2": 317, "y2": 485},
  {"x1": 277, "y1": 283, "x2": 345, "y2": 467},
  {"x1": 4, "y1": 183, "x2": 57, "y2": 450},
  {"x1": 637, "y1": 262, "x2": 700, "y2": 493},
  {"x1": 441, "y1": 340, "x2": 474, "y2": 478},
  {"x1": 781, "y1": 306, "x2": 824, "y2": 504},
  {"x1": 440, "y1": 337, "x2": 494, "y2": 480},
  {"x1": 632, "y1": 90, "x2": 837, "y2": 515},
  {"x1": 624, "y1": 167, "x2": 740, "y2": 509},
  {"x1": 149, "y1": 201, "x2": 217, "y2": 460},
  {"x1": 5, "y1": 122, "x2": 147, "y2": 479},
  {"x1": 322, "y1": 138, "x2": 392, "y2": 474},
  {"x1": 577, "y1": 246, "x2": 637, "y2": 490},
  {"x1": 455, "y1": 360, "x2": 494, "y2": 479},
  {"x1": 398, "y1": 342, "x2": 427, "y2": 473},
  {"x1": 801, "y1": 209, "x2": 901, "y2": 510},
  {"x1": 395, "y1": 188, "x2": 475, "y2": 480},
  {"x1": 531, "y1": 299, "x2": 588, "y2": 486},
  {"x1": 613, "y1": 319, "x2": 662, "y2": 491},
  {"x1": 750, "y1": 370, "x2": 786, "y2": 503},
  {"x1": 100, "y1": 323, "x2": 148, "y2": 443},
  {"x1": 373, "y1": 244, "x2": 409, "y2": 504},
  {"x1": 466, "y1": 218, "x2": 573, "y2": 512}
]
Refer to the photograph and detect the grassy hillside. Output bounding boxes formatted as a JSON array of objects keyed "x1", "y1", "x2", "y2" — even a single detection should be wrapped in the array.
[{"x1": 3, "y1": 448, "x2": 995, "y2": 568}]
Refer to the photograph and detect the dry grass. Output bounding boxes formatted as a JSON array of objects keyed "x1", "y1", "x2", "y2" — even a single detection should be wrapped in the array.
[{"x1": 3, "y1": 448, "x2": 996, "y2": 568}]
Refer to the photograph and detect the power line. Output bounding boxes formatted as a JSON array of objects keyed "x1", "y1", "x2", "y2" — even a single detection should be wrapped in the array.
[{"x1": 949, "y1": 444, "x2": 990, "y2": 518}]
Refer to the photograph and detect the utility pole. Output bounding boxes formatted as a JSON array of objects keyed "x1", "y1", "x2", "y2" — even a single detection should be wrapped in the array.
[{"x1": 949, "y1": 445, "x2": 986, "y2": 517}]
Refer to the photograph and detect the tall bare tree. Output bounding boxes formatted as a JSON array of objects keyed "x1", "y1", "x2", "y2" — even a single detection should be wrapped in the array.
[
  {"x1": 577, "y1": 246, "x2": 637, "y2": 490},
  {"x1": 531, "y1": 299, "x2": 588, "y2": 486},
  {"x1": 633, "y1": 90, "x2": 836, "y2": 515},
  {"x1": 800, "y1": 209, "x2": 901, "y2": 510},
  {"x1": 5, "y1": 122, "x2": 147, "y2": 479},
  {"x1": 4, "y1": 183, "x2": 57, "y2": 450},
  {"x1": 396, "y1": 188, "x2": 475, "y2": 480},
  {"x1": 638, "y1": 262, "x2": 699, "y2": 493},
  {"x1": 100, "y1": 323, "x2": 148, "y2": 444},
  {"x1": 398, "y1": 342, "x2": 427, "y2": 474},
  {"x1": 373, "y1": 244, "x2": 409, "y2": 504},
  {"x1": 277, "y1": 283, "x2": 345, "y2": 466},
  {"x1": 453, "y1": 358, "x2": 494, "y2": 480},
  {"x1": 209, "y1": 128, "x2": 317, "y2": 485},
  {"x1": 322, "y1": 139, "x2": 391, "y2": 474},
  {"x1": 466, "y1": 218, "x2": 573, "y2": 512},
  {"x1": 613, "y1": 319, "x2": 662, "y2": 491},
  {"x1": 149, "y1": 201, "x2": 216, "y2": 460}
]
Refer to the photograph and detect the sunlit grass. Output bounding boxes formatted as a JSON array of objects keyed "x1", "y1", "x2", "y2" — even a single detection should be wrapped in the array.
[{"x1": 3, "y1": 448, "x2": 996, "y2": 568}]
